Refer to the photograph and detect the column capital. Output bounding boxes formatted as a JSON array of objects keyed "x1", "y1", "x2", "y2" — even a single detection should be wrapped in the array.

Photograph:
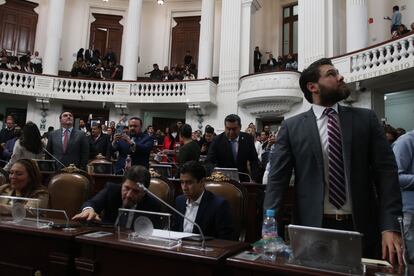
[{"x1": 242, "y1": 0, "x2": 261, "y2": 11}]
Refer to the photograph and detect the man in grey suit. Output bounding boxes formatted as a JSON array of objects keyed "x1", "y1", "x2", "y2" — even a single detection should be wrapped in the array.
[
  {"x1": 46, "y1": 111, "x2": 89, "y2": 170},
  {"x1": 264, "y1": 58, "x2": 403, "y2": 265}
]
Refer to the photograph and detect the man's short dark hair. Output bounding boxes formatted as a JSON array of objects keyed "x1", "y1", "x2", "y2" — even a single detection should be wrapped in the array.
[
  {"x1": 299, "y1": 58, "x2": 333, "y2": 103},
  {"x1": 180, "y1": 124, "x2": 192, "y2": 139},
  {"x1": 180, "y1": 161, "x2": 206, "y2": 182},
  {"x1": 224, "y1": 114, "x2": 241, "y2": 127},
  {"x1": 123, "y1": 165, "x2": 151, "y2": 188},
  {"x1": 59, "y1": 111, "x2": 73, "y2": 120},
  {"x1": 205, "y1": 125, "x2": 214, "y2": 134},
  {"x1": 129, "y1": 117, "x2": 143, "y2": 126},
  {"x1": 91, "y1": 123, "x2": 101, "y2": 129},
  {"x1": 393, "y1": 5, "x2": 399, "y2": 11},
  {"x1": 147, "y1": 125, "x2": 153, "y2": 130}
]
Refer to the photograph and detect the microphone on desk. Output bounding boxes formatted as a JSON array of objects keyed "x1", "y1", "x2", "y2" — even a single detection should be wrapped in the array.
[
  {"x1": 42, "y1": 147, "x2": 67, "y2": 169},
  {"x1": 136, "y1": 182, "x2": 213, "y2": 252}
]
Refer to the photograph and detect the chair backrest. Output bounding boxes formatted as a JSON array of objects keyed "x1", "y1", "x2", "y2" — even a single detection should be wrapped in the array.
[
  {"x1": 205, "y1": 175, "x2": 247, "y2": 242},
  {"x1": 48, "y1": 169, "x2": 92, "y2": 218},
  {"x1": 148, "y1": 176, "x2": 175, "y2": 208}
]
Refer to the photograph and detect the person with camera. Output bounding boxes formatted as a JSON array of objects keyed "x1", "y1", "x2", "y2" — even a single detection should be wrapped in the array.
[{"x1": 111, "y1": 117, "x2": 153, "y2": 174}]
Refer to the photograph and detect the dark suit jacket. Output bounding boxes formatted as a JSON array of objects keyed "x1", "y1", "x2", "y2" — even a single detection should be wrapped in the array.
[
  {"x1": 82, "y1": 182, "x2": 162, "y2": 224},
  {"x1": 206, "y1": 132, "x2": 260, "y2": 182},
  {"x1": 264, "y1": 106, "x2": 402, "y2": 257},
  {"x1": 88, "y1": 133, "x2": 111, "y2": 159},
  {"x1": 172, "y1": 190, "x2": 234, "y2": 240},
  {"x1": 46, "y1": 128, "x2": 89, "y2": 170}
]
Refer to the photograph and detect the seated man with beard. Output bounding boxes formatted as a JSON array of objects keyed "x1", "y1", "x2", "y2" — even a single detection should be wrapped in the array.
[{"x1": 72, "y1": 166, "x2": 161, "y2": 224}]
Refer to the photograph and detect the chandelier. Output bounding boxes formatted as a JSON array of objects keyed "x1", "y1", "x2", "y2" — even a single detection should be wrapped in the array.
[{"x1": 157, "y1": 0, "x2": 165, "y2": 5}]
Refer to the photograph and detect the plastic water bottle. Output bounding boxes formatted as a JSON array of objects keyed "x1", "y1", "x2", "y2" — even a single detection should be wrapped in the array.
[
  {"x1": 262, "y1": 209, "x2": 278, "y2": 261},
  {"x1": 125, "y1": 154, "x2": 132, "y2": 170}
]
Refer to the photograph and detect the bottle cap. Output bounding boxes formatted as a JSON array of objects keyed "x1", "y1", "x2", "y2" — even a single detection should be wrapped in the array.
[{"x1": 266, "y1": 209, "x2": 275, "y2": 217}]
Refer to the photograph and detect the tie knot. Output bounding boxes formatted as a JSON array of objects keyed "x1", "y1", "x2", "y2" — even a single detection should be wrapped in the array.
[{"x1": 324, "y1": 108, "x2": 336, "y2": 116}]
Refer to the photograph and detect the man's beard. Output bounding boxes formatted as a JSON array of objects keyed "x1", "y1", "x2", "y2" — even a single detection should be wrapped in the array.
[
  {"x1": 318, "y1": 83, "x2": 351, "y2": 106},
  {"x1": 122, "y1": 199, "x2": 135, "y2": 209}
]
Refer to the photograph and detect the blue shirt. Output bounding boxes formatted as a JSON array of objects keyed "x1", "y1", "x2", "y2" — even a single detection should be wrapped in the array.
[
  {"x1": 392, "y1": 130, "x2": 414, "y2": 214},
  {"x1": 392, "y1": 11, "x2": 402, "y2": 26}
]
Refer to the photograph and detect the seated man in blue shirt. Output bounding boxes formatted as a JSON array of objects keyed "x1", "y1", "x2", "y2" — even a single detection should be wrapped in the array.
[
  {"x1": 172, "y1": 161, "x2": 234, "y2": 240},
  {"x1": 72, "y1": 165, "x2": 161, "y2": 224}
]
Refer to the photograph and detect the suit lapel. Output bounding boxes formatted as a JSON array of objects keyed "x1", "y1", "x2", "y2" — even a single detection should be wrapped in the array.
[
  {"x1": 303, "y1": 109, "x2": 325, "y2": 176},
  {"x1": 338, "y1": 105, "x2": 352, "y2": 184},
  {"x1": 193, "y1": 191, "x2": 210, "y2": 233}
]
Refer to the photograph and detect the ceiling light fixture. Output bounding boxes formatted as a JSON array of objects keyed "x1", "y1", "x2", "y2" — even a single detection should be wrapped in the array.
[{"x1": 157, "y1": 0, "x2": 165, "y2": 5}]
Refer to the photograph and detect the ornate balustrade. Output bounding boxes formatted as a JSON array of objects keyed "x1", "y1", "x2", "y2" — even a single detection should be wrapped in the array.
[
  {"x1": 238, "y1": 71, "x2": 303, "y2": 117},
  {"x1": 332, "y1": 33, "x2": 414, "y2": 83},
  {"x1": 0, "y1": 70, "x2": 217, "y2": 105}
]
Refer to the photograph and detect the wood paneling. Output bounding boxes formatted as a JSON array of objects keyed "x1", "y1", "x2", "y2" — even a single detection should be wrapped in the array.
[
  {"x1": 0, "y1": 0, "x2": 38, "y2": 55},
  {"x1": 170, "y1": 16, "x2": 200, "y2": 67},
  {"x1": 89, "y1": 13, "x2": 123, "y2": 63}
]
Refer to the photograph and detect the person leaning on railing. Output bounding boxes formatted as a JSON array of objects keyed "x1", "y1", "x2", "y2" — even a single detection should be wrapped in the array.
[{"x1": 0, "y1": 159, "x2": 49, "y2": 215}]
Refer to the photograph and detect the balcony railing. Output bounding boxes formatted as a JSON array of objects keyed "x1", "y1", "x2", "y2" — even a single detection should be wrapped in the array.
[
  {"x1": 332, "y1": 33, "x2": 414, "y2": 83},
  {"x1": 0, "y1": 70, "x2": 217, "y2": 105},
  {"x1": 238, "y1": 71, "x2": 303, "y2": 117}
]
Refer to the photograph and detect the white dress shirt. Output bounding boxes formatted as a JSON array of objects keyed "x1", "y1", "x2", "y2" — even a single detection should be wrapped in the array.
[
  {"x1": 183, "y1": 191, "x2": 204, "y2": 233},
  {"x1": 312, "y1": 103, "x2": 352, "y2": 215}
]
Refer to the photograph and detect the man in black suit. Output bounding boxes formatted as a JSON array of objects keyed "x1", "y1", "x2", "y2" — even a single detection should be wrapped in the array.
[
  {"x1": 253, "y1": 46, "x2": 262, "y2": 73},
  {"x1": 172, "y1": 161, "x2": 234, "y2": 240},
  {"x1": 72, "y1": 165, "x2": 161, "y2": 224},
  {"x1": 88, "y1": 123, "x2": 111, "y2": 159},
  {"x1": 46, "y1": 111, "x2": 89, "y2": 170},
  {"x1": 264, "y1": 58, "x2": 403, "y2": 264},
  {"x1": 0, "y1": 115, "x2": 15, "y2": 144},
  {"x1": 206, "y1": 114, "x2": 260, "y2": 182}
]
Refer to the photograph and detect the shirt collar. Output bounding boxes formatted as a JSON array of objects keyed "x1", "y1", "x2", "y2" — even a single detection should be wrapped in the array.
[
  {"x1": 228, "y1": 136, "x2": 240, "y2": 143},
  {"x1": 186, "y1": 190, "x2": 205, "y2": 207},
  {"x1": 312, "y1": 103, "x2": 339, "y2": 120}
]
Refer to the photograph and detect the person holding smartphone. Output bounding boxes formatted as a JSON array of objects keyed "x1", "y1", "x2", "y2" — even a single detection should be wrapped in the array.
[{"x1": 111, "y1": 117, "x2": 153, "y2": 174}]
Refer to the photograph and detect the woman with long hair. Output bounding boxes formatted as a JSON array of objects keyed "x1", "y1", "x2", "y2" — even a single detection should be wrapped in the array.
[
  {"x1": 0, "y1": 159, "x2": 49, "y2": 214},
  {"x1": 4, "y1": 122, "x2": 44, "y2": 171}
]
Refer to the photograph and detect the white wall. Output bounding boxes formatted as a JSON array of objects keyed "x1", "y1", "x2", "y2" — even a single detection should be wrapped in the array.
[
  {"x1": 26, "y1": 100, "x2": 63, "y2": 133},
  {"x1": 385, "y1": 90, "x2": 414, "y2": 131}
]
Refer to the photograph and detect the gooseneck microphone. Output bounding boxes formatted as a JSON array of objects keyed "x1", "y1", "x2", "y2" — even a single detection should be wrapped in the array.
[
  {"x1": 42, "y1": 147, "x2": 67, "y2": 169},
  {"x1": 136, "y1": 182, "x2": 212, "y2": 251}
]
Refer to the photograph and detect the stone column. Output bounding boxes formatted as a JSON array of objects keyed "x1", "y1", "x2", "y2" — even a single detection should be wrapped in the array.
[
  {"x1": 122, "y1": 0, "x2": 143, "y2": 80},
  {"x1": 42, "y1": 0, "x2": 65, "y2": 75},
  {"x1": 240, "y1": 0, "x2": 260, "y2": 77},
  {"x1": 197, "y1": 0, "x2": 215, "y2": 79},
  {"x1": 217, "y1": 0, "x2": 242, "y2": 116},
  {"x1": 346, "y1": 0, "x2": 368, "y2": 52},
  {"x1": 298, "y1": 0, "x2": 328, "y2": 70}
]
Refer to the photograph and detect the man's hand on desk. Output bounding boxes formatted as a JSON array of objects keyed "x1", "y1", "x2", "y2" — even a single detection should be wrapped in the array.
[
  {"x1": 381, "y1": 231, "x2": 403, "y2": 266},
  {"x1": 72, "y1": 208, "x2": 101, "y2": 222}
]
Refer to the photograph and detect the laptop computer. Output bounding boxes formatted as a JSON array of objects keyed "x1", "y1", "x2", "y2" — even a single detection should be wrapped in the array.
[
  {"x1": 212, "y1": 167, "x2": 240, "y2": 182},
  {"x1": 288, "y1": 224, "x2": 364, "y2": 275}
]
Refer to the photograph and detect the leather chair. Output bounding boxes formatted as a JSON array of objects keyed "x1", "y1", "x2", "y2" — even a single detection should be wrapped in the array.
[
  {"x1": 48, "y1": 165, "x2": 93, "y2": 218},
  {"x1": 205, "y1": 172, "x2": 248, "y2": 242},
  {"x1": 149, "y1": 175, "x2": 175, "y2": 208}
]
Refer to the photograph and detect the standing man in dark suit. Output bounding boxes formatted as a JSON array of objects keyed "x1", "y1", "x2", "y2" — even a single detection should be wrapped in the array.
[
  {"x1": 253, "y1": 46, "x2": 262, "y2": 73},
  {"x1": 111, "y1": 117, "x2": 154, "y2": 172},
  {"x1": 264, "y1": 58, "x2": 402, "y2": 264},
  {"x1": 172, "y1": 161, "x2": 234, "y2": 240},
  {"x1": 72, "y1": 165, "x2": 161, "y2": 224},
  {"x1": 88, "y1": 123, "x2": 111, "y2": 159},
  {"x1": 46, "y1": 111, "x2": 89, "y2": 170},
  {"x1": 206, "y1": 114, "x2": 260, "y2": 182}
]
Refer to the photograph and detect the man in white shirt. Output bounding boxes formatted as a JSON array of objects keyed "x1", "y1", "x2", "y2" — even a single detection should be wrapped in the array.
[{"x1": 172, "y1": 161, "x2": 234, "y2": 240}]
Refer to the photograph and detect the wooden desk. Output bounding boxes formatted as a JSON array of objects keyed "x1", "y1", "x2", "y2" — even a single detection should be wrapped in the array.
[
  {"x1": 0, "y1": 222, "x2": 96, "y2": 276},
  {"x1": 226, "y1": 255, "x2": 411, "y2": 276},
  {"x1": 75, "y1": 233, "x2": 248, "y2": 276}
]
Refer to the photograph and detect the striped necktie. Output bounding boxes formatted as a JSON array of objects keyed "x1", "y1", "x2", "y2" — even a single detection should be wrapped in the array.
[{"x1": 325, "y1": 108, "x2": 346, "y2": 209}]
